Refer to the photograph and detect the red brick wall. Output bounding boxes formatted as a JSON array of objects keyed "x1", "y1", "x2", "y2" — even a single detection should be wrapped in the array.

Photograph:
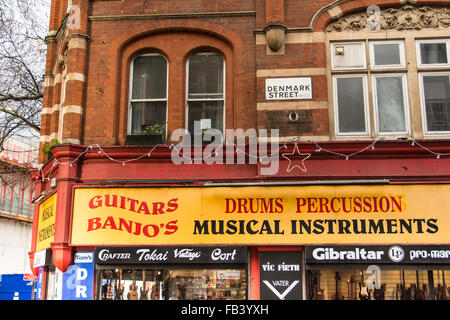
[
  {"x1": 82, "y1": 15, "x2": 256, "y2": 145},
  {"x1": 40, "y1": 0, "x2": 450, "y2": 158}
]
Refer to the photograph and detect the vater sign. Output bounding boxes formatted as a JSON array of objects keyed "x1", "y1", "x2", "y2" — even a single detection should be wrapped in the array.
[{"x1": 265, "y1": 77, "x2": 312, "y2": 100}]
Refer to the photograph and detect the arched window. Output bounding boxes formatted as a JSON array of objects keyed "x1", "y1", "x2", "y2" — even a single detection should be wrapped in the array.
[
  {"x1": 186, "y1": 52, "x2": 225, "y2": 135},
  {"x1": 128, "y1": 54, "x2": 168, "y2": 136}
]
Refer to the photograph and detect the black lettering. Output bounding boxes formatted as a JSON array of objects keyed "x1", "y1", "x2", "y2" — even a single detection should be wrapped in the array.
[
  {"x1": 226, "y1": 220, "x2": 237, "y2": 235},
  {"x1": 414, "y1": 218, "x2": 426, "y2": 233},
  {"x1": 338, "y1": 219, "x2": 351, "y2": 234},
  {"x1": 259, "y1": 220, "x2": 273, "y2": 234},
  {"x1": 368, "y1": 220, "x2": 385, "y2": 234},
  {"x1": 426, "y1": 218, "x2": 439, "y2": 234},
  {"x1": 386, "y1": 219, "x2": 398, "y2": 233},
  {"x1": 193, "y1": 220, "x2": 209, "y2": 234},
  {"x1": 313, "y1": 220, "x2": 325, "y2": 234},
  {"x1": 399, "y1": 219, "x2": 412, "y2": 233}
]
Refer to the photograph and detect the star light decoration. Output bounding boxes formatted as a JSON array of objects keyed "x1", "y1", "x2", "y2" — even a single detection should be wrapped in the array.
[{"x1": 281, "y1": 142, "x2": 311, "y2": 173}]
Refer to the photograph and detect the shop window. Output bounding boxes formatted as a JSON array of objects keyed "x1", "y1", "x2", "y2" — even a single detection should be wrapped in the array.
[
  {"x1": 331, "y1": 40, "x2": 409, "y2": 137},
  {"x1": 308, "y1": 268, "x2": 450, "y2": 300},
  {"x1": 98, "y1": 268, "x2": 247, "y2": 300},
  {"x1": 186, "y1": 52, "x2": 225, "y2": 137},
  {"x1": 128, "y1": 54, "x2": 168, "y2": 138}
]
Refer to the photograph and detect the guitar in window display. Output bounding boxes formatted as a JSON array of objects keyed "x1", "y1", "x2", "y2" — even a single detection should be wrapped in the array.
[{"x1": 358, "y1": 272, "x2": 369, "y2": 300}]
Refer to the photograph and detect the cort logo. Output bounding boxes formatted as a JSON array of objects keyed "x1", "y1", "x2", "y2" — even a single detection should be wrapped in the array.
[{"x1": 211, "y1": 248, "x2": 237, "y2": 261}]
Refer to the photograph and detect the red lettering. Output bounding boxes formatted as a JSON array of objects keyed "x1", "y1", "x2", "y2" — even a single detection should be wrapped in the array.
[
  {"x1": 307, "y1": 198, "x2": 318, "y2": 213},
  {"x1": 275, "y1": 198, "x2": 283, "y2": 213},
  {"x1": 341, "y1": 197, "x2": 352, "y2": 213},
  {"x1": 372, "y1": 197, "x2": 379, "y2": 212},
  {"x1": 330, "y1": 197, "x2": 340, "y2": 213},
  {"x1": 165, "y1": 220, "x2": 178, "y2": 235},
  {"x1": 225, "y1": 198, "x2": 236, "y2": 213},
  {"x1": 133, "y1": 222, "x2": 142, "y2": 236},
  {"x1": 137, "y1": 201, "x2": 150, "y2": 215},
  {"x1": 363, "y1": 197, "x2": 372, "y2": 212},
  {"x1": 152, "y1": 202, "x2": 165, "y2": 215},
  {"x1": 120, "y1": 196, "x2": 127, "y2": 209},
  {"x1": 105, "y1": 194, "x2": 117, "y2": 207},
  {"x1": 353, "y1": 197, "x2": 362, "y2": 213},
  {"x1": 379, "y1": 196, "x2": 390, "y2": 213},
  {"x1": 237, "y1": 198, "x2": 248, "y2": 213},
  {"x1": 166, "y1": 198, "x2": 179, "y2": 212},
  {"x1": 391, "y1": 196, "x2": 403, "y2": 212},
  {"x1": 102, "y1": 216, "x2": 118, "y2": 230},
  {"x1": 318, "y1": 197, "x2": 330, "y2": 213},
  {"x1": 296, "y1": 198, "x2": 306, "y2": 213},
  {"x1": 118, "y1": 218, "x2": 132, "y2": 233},
  {"x1": 127, "y1": 198, "x2": 139, "y2": 212},
  {"x1": 89, "y1": 195, "x2": 103, "y2": 209},
  {"x1": 143, "y1": 224, "x2": 159, "y2": 238},
  {"x1": 87, "y1": 217, "x2": 102, "y2": 231}
]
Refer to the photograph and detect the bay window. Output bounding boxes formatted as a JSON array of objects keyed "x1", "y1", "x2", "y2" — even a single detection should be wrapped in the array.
[{"x1": 331, "y1": 40, "x2": 409, "y2": 137}]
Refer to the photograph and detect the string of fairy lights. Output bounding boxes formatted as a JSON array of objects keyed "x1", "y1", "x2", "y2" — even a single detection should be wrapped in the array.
[{"x1": 36, "y1": 137, "x2": 450, "y2": 181}]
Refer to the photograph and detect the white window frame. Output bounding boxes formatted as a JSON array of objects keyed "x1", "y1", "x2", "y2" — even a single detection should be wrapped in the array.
[
  {"x1": 127, "y1": 53, "x2": 169, "y2": 138},
  {"x1": 331, "y1": 41, "x2": 367, "y2": 71},
  {"x1": 418, "y1": 71, "x2": 450, "y2": 136},
  {"x1": 185, "y1": 52, "x2": 226, "y2": 135},
  {"x1": 333, "y1": 74, "x2": 370, "y2": 137},
  {"x1": 416, "y1": 39, "x2": 450, "y2": 68},
  {"x1": 369, "y1": 40, "x2": 406, "y2": 69},
  {"x1": 371, "y1": 73, "x2": 410, "y2": 136}
]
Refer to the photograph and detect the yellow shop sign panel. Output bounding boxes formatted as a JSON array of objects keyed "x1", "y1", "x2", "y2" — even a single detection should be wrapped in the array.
[
  {"x1": 70, "y1": 185, "x2": 450, "y2": 246},
  {"x1": 36, "y1": 193, "x2": 57, "y2": 252}
]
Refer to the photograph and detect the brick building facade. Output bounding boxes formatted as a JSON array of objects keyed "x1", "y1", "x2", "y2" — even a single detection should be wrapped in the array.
[{"x1": 30, "y1": 0, "x2": 450, "y2": 300}]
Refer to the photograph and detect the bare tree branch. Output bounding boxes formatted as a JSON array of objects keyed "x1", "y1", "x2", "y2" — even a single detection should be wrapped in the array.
[{"x1": 0, "y1": 0, "x2": 49, "y2": 152}]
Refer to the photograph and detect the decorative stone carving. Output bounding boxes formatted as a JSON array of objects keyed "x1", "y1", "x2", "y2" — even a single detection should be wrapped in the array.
[
  {"x1": 327, "y1": 5, "x2": 449, "y2": 32},
  {"x1": 264, "y1": 24, "x2": 287, "y2": 52}
]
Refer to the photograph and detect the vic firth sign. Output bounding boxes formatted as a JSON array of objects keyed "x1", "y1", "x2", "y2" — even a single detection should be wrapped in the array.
[
  {"x1": 259, "y1": 251, "x2": 303, "y2": 300},
  {"x1": 94, "y1": 246, "x2": 247, "y2": 265}
]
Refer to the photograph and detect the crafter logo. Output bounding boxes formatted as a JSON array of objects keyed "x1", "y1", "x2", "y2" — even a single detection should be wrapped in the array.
[{"x1": 388, "y1": 245, "x2": 405, "y2": 262}]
